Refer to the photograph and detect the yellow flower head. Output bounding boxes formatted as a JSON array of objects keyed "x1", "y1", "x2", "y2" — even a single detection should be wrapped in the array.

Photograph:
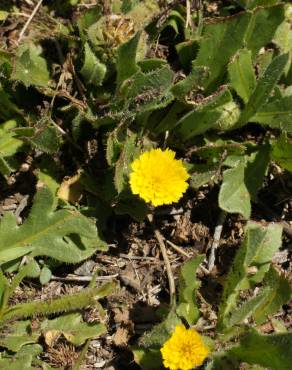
[
  {"x1": 129, "y1": 148, "x2": 189, "y2": 207},
  {"x1": 161, "y1": 325, "x2": 209, "y2": 370}
]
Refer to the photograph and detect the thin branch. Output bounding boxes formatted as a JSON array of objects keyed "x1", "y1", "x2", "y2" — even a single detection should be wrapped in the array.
[
  {"x1": 147, "y1": 214, "x2": 176, "y2": 306},
  {"x1": 18, "y1": 0, "x2": 43, "y2": 43},
  {"x1": 166, "y1": 240, "x2": 191, "y2": 258},
  {"x1": 51, "y1": 273, "x2": 118, "y2": 282},
  {"x1": 208, "y1": 210, "x2": 227, "y2": 271}
]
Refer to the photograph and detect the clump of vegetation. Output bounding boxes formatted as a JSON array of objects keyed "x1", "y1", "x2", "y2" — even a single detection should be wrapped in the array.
[{"x1": 0, "y1": 0, "x2": 291, "y2": 369}]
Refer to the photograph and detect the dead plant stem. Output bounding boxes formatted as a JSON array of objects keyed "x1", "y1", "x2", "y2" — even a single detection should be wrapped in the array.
[{"x1": 147, "y1": 214, "x2": 176, "y2": 306}]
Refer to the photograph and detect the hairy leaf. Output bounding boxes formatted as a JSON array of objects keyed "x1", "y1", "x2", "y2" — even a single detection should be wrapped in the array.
[
  {"x1": 217, "y1": 222, "x2": 282, "y2": 331},
  {"x1": 176, "y1": 255, "x2": 204, "y2": 325},
  {"x1": 116, "y1": 32, "x2": 141, "y2": 86},
  {"x1": 193, "y1": 12, "x2": 251, "y2": 91},
  {"x1": 238, "y1": 53, "x2": 289, "y2": 126},
  {"x1": 80, "y1": 42, "x2": 107, "y2": 86},
  {"x1": 41, "y1": 313, "x2": 106, "y2": 345},
  {"x1": 244, "y1": 4, "x2": 285, "y2": 56},
  {"x1": 3, "y1": 282, "x2": 114, "y2": 321},
  {"x1": 229, "y1": 330, "x2": 292, "y2": 370},
  {"x1": 271, "y1": 134, "x2": 292, "y2": 171},
  {"x1": 219, "y1": 161, "x2": 251, "y2": 219},
  {"x1": 252, "y1": 96, "x2": 292, "y2": 133},
  {"x1": 0, "y1": 320, "x2": 39, "y2": 351},
  {"x1": 228, "y1": 49, "x2": 256, "y2": 103},
  {"x1": 0, "y1": 186, "x2": 103, "y2": 266},
  {"x1": 12, "y1": 43, "x2": 50, "y2": 87}
]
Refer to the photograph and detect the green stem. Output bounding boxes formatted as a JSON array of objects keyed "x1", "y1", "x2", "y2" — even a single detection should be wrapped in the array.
[{"x1": 2, "y1": 282, "x2": 114, "y2": 322}]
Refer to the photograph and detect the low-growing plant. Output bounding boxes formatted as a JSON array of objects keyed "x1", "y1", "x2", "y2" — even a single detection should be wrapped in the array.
[
  {"x1": 132, "y1": 222, "x2": 291, "y2": 370},
  {"x1": 0, "y1": 0, "x2": 292, "y2": 368}
]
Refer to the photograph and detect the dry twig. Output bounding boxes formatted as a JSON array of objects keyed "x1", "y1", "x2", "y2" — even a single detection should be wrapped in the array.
[
  {"x1": 18, "y1": 0, "x2": 43, "y2": 43},
  {"x1": 208, "y1": 210, "x2": 227, "y2": 271},
  {"x1": 147, "y1": 214, "x2": 176, "y2": 306}
]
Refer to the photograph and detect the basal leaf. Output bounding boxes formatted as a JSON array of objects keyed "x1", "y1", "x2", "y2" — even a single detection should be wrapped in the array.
[
  {"x1": 253, "y1": 267, "x2": 291, "y2": 324},
  {"x1": 271, "y1": 134, "x2": 292, "y2": 171},
  {"x1": 27, "y1": 125, "x2": 61, "y2": 154},
  {"x1": 114, "y1": 132, "x2": 139, "y2": 193},
  {"x1": 244, "y1": 145, "x2": 270, "y2": 201},
  {"x1": 0, "y1": 344, "x2": 43, "y2": 370},
  {"x1": 171, "y1": 66, "x2": 209, "y2": 102},
  {"x1": 0, "y1": 120, "x2": 24, "y2": 157},
  {"x1": 0, "y1": 320, "x2": 39, "y2": 352},
  {"x1": 12, "y1": 43, "x2": 50, "y2": 87},
  {"x1": 217, "y1": 222, "x2": 282, "y2": 331},
  {"x1": 0, "y1": 186, "x2": 102, "y2": 266},
  {"x1": 116, "y1": 31, "x2": 141, "y2": 86},
  {"x1": 0, "y1": 87, "x2": 22, "y2": 121},
  {"x1": 229, "y1": 330, "x2": 292, "y2": 370},
  {"x1": 219, "y1": 161, "x2": 251, "y2": 219},
  {"x1": 252, "y1": 96, "x2": 292, "y2": 133},
  {"x1": 80, "y1": 42, "x2": 107, "y2": 86},
  {"x1": 118, "y1": 64, "x2": 174, "y2": 114},
  {"x1": 41, "y1": 313, "x2": 106, "y2": 346},
  {"x1": 193, "y1": 12, "x2": 251, "y2": 91},
  {"x1": 175, "y1": 89, "x2": 235, "y2": 140},
  {"x1": 176, "y1": 255, "x2": 204, "y2": 325},
  {"x1": 238, "y1": 53, "x2": 289, "y2": 126},
  {"x1": 227, "y1": 266, "x2": 290, "y2": 327},
  {"x1": 244, "y1": 4, "x2": 285, "y2": 56},
  {"x1": 228, "y1": 49, "x2": 256, "y2": 103}
]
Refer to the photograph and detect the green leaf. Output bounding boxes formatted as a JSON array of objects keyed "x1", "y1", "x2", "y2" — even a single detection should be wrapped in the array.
[
  {"x1": 12, "y1": 43, "x2": 50, "y2": 87},
  {"x1": 228, "y1": 49, "x2": 256, "y2": 103},
  {"x1": 3, "y1": 282, "x2": 114, "y2": 321},
  {"x1": 244, "y1": 145, "x2": 270, "y2": 201},
  {"x1": 193, "y1": 12, "x2": 252, "y2": 91},
  {"x1": 244, "y1": 4, "x2": 285, "y2": 56},
  {"x1": 0, "y1": 120, "x2": 24, "y2": 156},
  {"x1": 252, "y1": 266, "x2": 291, "y2": 324},
  {"x1": 229, "y1": 330, "x2": 292, "y2": 370},
  {"x1": 139, "y1": 310, "x2": 181, "y2": 349},
  {"x1": 27, "y1": 125, "x2": 61, "y2": 154},
  {"x1": 271, "y1": 134, "x2": 292, "y2": 171},
  {"x1": 80, "y1": 43, "x2": 106, "y2": 86},
  {"x1": 227, "y1": 290, "x2": 270, "y2": 328},
  {"x1": 41, "y1": 313, "x2": 106, "y2": 345},
  {"x1": 0, "y1": 320, "x2": 39, "y2": 351},
  {"x1": 0, "y1": 355, "x2": 34, "y2": 370},
  {"x1": 190, "y1": 166, "x2": 218, "y2": 189},
  {"x1": 115, "y1": 193, "x2": 148, "y2": 221},
  {"x1": 0, "y1": 186, "x2": 101, "y2": 266},
  {"x1": 39, "y1": 266, "x2": 52, "y2": 285},
  {"x1": 36, "y1": 156, "x2": 61, "y2": 200},
  {"x1": 175, "y1": 89, "x2": 238, "y2": 140},
  {"x1": 132, "y1": 347, "x2": 162, "y2": 370},
  {"x1": 116, "y1": 32, "x2": 141, "y2": 86},
  {"x1": 252, "y1": 96, "x2": 292, "y2": 132},
  {"x1": 0, "y1": 120, "x2": 24, "y2": 176},
  {"x1": 0, "y1": 87, "x2": 22, "y2": 121},
  {"x1": 118, "y1": 64, "x2": 174, "y2": 114},
  {"x1": 171, "y1": 66, "x2": 209, "y2": 102},
  {"x1": 217, "y1": 222, "x2": 283, "y2": 331},
  {"x1": 176, "y1": 255, "x2": 204, "y2": 325},
  {"x1": 0, "y1": 344, "x2": 43, "y2": 370},
  {"x1": 114, "y1": 132, "x2": 138, "y2": 193},
  {"x1": 226, "y1": 264, "x2": 290, "y2": 327},
  {"x1": 106, "y1": 130, "x2": 123, "y2": 166},
  {"x1": 238, "y1": 53, "x2": 289, "y2": 126},
  {"x1": 219, "y1": 161, "x2": 251, "y2": 219}
]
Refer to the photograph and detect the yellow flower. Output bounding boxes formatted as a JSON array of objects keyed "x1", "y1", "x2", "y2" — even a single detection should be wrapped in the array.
[
  {"x1": 160, "y1": 325, "x2": 209, "y2": 370},
  {"x1": 129, "y1": 148, "x2": 189, "y2": 207}
]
